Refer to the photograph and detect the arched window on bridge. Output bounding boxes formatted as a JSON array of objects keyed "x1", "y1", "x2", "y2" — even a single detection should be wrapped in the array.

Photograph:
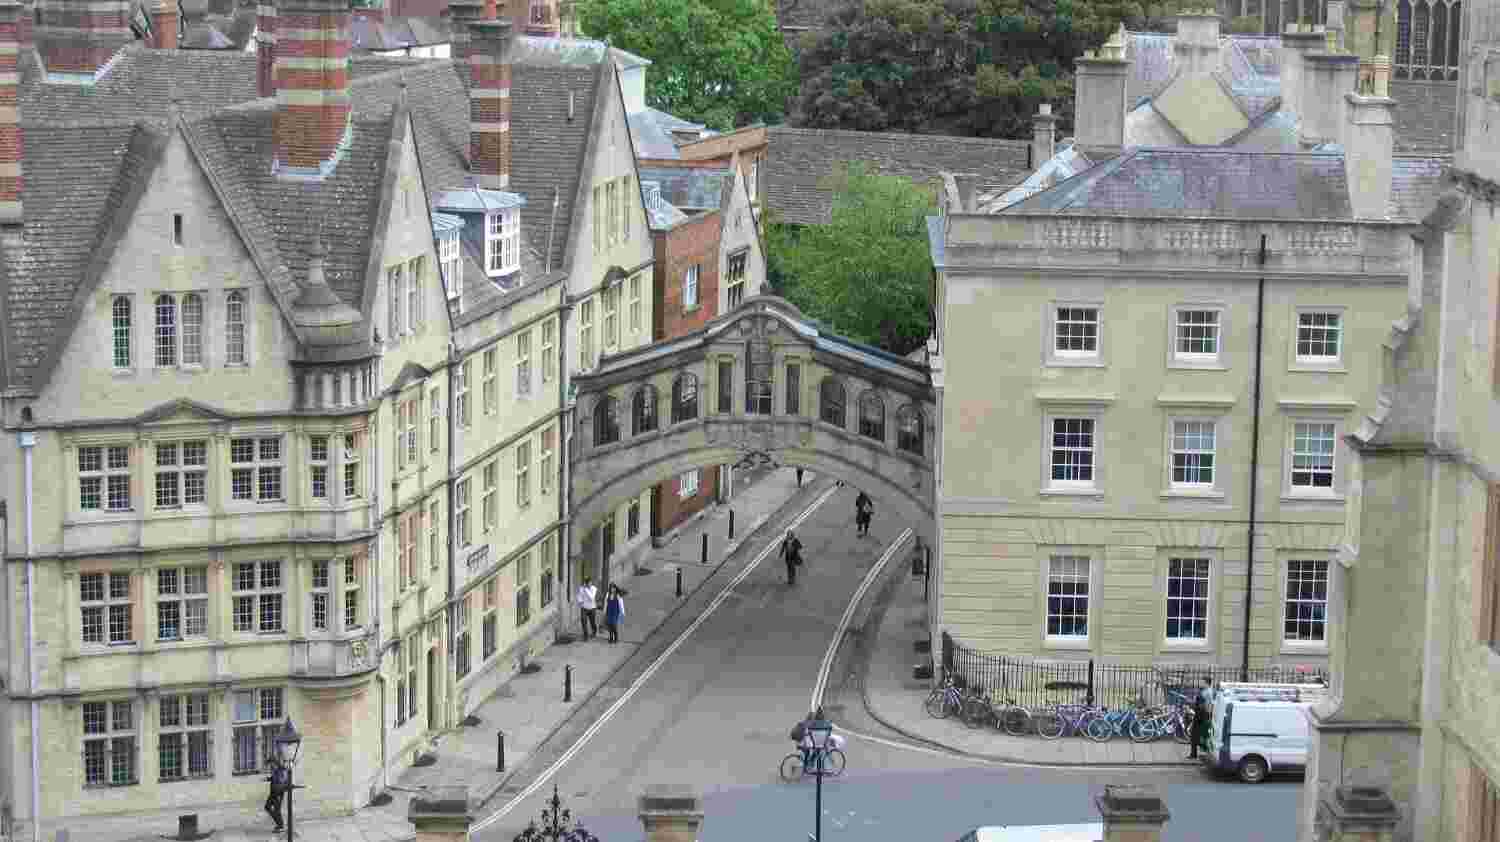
[
  {"x1": 671, "y1": 374, "x2": 698, "y2": 424},
  {"x1": 858, "y1": 391, "x2": 885, "y2": 442},
  {"x1": 820, "y1": 378, "x2": 846, "y2": 428},
  {"x1": 897, "y1": 404, "x2": 924, "y2": 455},
  {"x1": 633, "y1": 385, "x2": 659, "y2": 435},
  {"x1": 593, "y1": 395, "x2": 620, "y2": 446}
]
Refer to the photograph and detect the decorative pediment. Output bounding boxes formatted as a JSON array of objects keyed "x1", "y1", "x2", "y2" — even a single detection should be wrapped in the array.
[
  {"x1": 135, "y1": 398, "x2": 233, "y2": 426},
  {"x1": 387, "y1": 360, "x2": 433, "y2": 394}
]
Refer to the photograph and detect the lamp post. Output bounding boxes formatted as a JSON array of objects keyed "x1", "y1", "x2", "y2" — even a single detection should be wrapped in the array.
[
  {"x1": 273, "y1": 719, "x2": 304, "y2": 839},
  {"x1": 514, "y1": 783, "x2": 601, "y2": 842},
  {"x1": 807, "y1": 717, "x2": 833, "y2": 842}
]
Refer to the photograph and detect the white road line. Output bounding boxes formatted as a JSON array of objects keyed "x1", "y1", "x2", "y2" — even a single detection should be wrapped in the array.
[
  {"x1": 472, "y1": 482, "x2": 841, "y2": 833},
  {"x1": 810, "y1": 528, "x2": 913, "y2": 712}
]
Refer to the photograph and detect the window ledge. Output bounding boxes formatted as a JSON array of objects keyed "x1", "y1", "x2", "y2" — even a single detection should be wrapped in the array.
[
  {"x1": 1044, "y1": 357, "x2": 1106, "y2": 369},
  {"x1": 1155, "y1": 394, "x2": 1236, "y2": 409},
  {"x1": 1161, "y1": 639, "x2": 1213, "y2": 652},
  {"x1": 1289, "y1": 361, "x2": 1348, "y2": 374},
  {"x1": 1040, "y1": 486, "x2": 1104, "y2": 499},
  {"x1": 1276, "y1": 397, "x2": 1359, "y2": 412},
  {"x1": 1160, "y1": 488, "x2": 1227, "y2": 501},
  {"x1": 78, "y1": 642, "x2": 141, "y2": 655},
  {"x1": 1035, "y1": 392, "x2": 1116, "y2": 408},
  {"x1": 1280, "y1": 492, "x2": 1346, "y2": 505},
  {"x1": 1043, "y1": 637, "x2": 1091, "y2": 651},
  {"x1": 1280, "y1": 641, "x2": 1330, "y2": 656},
  {"x1": 1168, "y1": 359, "x2": 1227, "y2": 371}
]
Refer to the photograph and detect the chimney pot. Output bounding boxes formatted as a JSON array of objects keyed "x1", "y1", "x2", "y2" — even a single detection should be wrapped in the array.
[
  {"x1": 1031, "y1": 103, "x2": 1057, "y2": 166},
  {"x1": 256, "y1": 2, "x2": 277, "y2": 97},
  {"x1": 151, "y1": 0, "x2": 178, "y2": 47}
]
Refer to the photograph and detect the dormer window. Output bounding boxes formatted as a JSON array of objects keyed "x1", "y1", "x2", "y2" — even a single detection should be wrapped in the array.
[
  {"x1": 486, "y1": 210, "x2": 519, "y2": 277},
  {"x1": 441, "y1": 233, "x2": 462, "y2": 301}
]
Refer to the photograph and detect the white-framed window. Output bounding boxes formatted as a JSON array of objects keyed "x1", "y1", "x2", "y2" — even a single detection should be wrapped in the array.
[
  {"x1": 621, "y1": 175, "x2": 632, "y2": 242},
  {"x1": 605, "y1": 179, "x2": 618, "y2": 246},
  {"x1": 592, "y1": 184, "x2": 602, "y2": 254},
  {"x1": 1289, "y1": 420, "x2": 1338, "y2": 494},
  {"x1": 157, "y1": 693, "x2": 211, "y2": 782},
  {"x1": 457, "y1": 359, "x2": 472, "y2": 428},
  {"x1": 540, "y1": 535, "x2": 556, "y2": 607},
  {"x1": 231, "y1": 687, "x2": 283, "y2": 774},
  {"x1": 1169, "y1": 420, "x2": 1216, "y2": 488},
  {"x1": 516, "y1": 549, "x2": 532, "y2": 626},
  {"x1": 629, "y1": 274, "x2": 642, "y2": 332},
  {"x1": 483, "y1": 347, "x2": 498, "y2": 414},
  {"x1": 542, "y1": 318, "x2": 556, "y2": 383},
  {"x1": 343, "y1": 555, "x2": 362, "y2": 629},
  {"x1": 230, "y1": 436, "x2": 283, "y2": 503},
  {"x1": 1045, "y1": 554, "x2": 1090, "y2": 641},
  {"x1": 156, "y1": 566, "x2": 208, "y2": 641},
  {"x1": 683, "y1": 264, "x2": 699, "y2": 309},
  {"x1": 482, "y1": 576, "x2": 498, "y2": 658},
  {"x1": 112, "y1": 295, "x2": 133, "y2": 368},
  {"x1": 727, "y1": 251, "x2": 747, "y2": 309},
  {"x1": 457, "y1": 477, "x2": 472, "y2": 547},
  {"x1": 540, "y1": 426, "x2": 555, "y2": 496},
  {"x1": 441, "y1": 233, "x2": 462, "y2": 300},
  {"x1": 1051, "y1": 304, "x2": 1101, "y2": 361},
  {"x1": 428, "y1": 500, "x2": 441, "y2": 569},
  {"x1": 82, "y1": 700, "x2": 137, "y2": 787},
  {"x1": 1046, "y1": 417, "x2": 1097, "y2": 491},
  {"x1": 181, "y1": 293, "x2": 204, "y2": 366},
  {"x1": 580, "y1": 299, "x2": 595, "y2": 370},
  {"x1": 1172, "y1": 307, "x2": 1221, "y2": 364},
  {"x1": 81, "y1": 571, "x2": 133, "y2": 645},
  {"x1": 486, "y1": 209, "x2": 519, "y2": 276},
  {"x1": 403, "y1": 398, "x2": 418, "y2": 467},
  {"x1": 516, "y1": 440, "x2": 531, "y2": 509},
  {"x1": 678, "y1": 469, "x2": 700, "y2": 499},
  {"x1": 404, "y1": 510, "x2": 419, "y2": 585},
  {"x1": 1294, "y1": 309, "x2": 1343, "y2": 365},
  {"x1": 1284, "y1": 559, "x2": 1331, "y2": 644},
  {"x1": 455, "y1": 594, "x2": 473, "y2": 678},
  {"x1": 310, "y1": 435, "x2": 329, "y2": 500},
  {"x1": 154, "y1": 294, "x2": 178, "y2": 367},
  {"x1": 79, "y1": 444, "x2": 132, "y2": 512},
  {"x1": 225, "y1": 290, "x2": 247, "y2": 366},
  {"x1": 517, "y1": 330, "x2": 532, "y2": 397},
  {"x1": 1164, "y1": 557, "x2": 1210, "y2": 642},
  {"x1": 154, "y1": 440, "x2": 207, "y2": 509},
  {"x1": 311, "y1": 560, "x2": 330, "y2": 631},
  {"x1": 428, "y1": 387, "x2": 441, "y2": 452},
  {"x1": 482, "y1": 460, "x2": 497, "y2": 532},
  {"x1": 388, "y1": 263, "x2": 405, "y2": 338},
  {"x1": 407, "y1": 256, "x2": 424, "y2": 330},
  {"x1": 231, "y1": 560, "x2": 283, "y2": 634},
  {"x1": 603, "y1": 284, "x2": 619, "y2": 348},
  {"x1": 343, "y1": 432, "x2": 361, "y2": 498}
]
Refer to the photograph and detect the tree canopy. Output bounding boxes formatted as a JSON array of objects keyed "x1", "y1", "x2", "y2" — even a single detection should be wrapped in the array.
[
  {"x1": 767, "y1": 164, "x2": 936, "y2": 356},
  {"x1": 576, "y1": 0, "x2": 797, "y2": 131}
]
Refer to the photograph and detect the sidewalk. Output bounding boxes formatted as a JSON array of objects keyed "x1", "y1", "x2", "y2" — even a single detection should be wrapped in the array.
[
  {"x1": 111, "y1": 465, "x2": 816, "y2": 842},
  {"x1": 858, "y1": 568, "x2": 1199, "y2": 768}
]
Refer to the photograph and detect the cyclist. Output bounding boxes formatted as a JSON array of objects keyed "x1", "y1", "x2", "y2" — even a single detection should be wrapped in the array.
[{"x1": 791, "y1": 708, "x2": 842, "y2": 769}]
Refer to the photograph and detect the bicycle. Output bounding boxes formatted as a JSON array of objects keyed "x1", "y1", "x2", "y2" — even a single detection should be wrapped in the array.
[
  {"x1": 1129, "y1": 705, "x2": 1192, "y2": 743},
  {"x1": 992, "y1": 698, "x2": 1033, "y2": 737},
  {"x1": 924, "y1": 674, "x2": 964, "y2": 719},
  {"x1": 960, "y1": 686, "x2": 995, "y2": 730},
  {"x1": 1033, "y1": 703, "x2": 1099, "y2": 740},
  {"x1": 779, "y1": 748, "x2": 847, "y2": 781},
  {"x1": 1085, "y1": 705, "x2": 1144, "y2": 742}
]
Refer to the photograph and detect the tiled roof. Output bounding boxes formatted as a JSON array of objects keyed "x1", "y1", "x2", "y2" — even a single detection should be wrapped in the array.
[
  {"x1": 629, "y1": 108, "x2": 708, "y2": 160},
  {"x1": 638, "y1": 166, "x2": 730, "y2": 210},
  {"x1": 765, "y1": 126, "x2": 1028, "y2": 225},
  {"x1": 1389, "y1": 81, "x2": 1458, "y2": 154}
]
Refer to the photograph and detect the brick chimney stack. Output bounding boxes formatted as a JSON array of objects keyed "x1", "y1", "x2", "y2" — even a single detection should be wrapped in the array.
[
  {"x1": 523, "y1": 0, "x2": 558, "y2": 35},
  {"x1": 151, "y1": 0, "x2": 177, "y2": 47},
  {"x1": 39, "y1": 0, "x2": 132, "y2": 77},
  {"x1": 465, "y1": 17, "x2": 511, "y2": 190},
  {"x1": 256, "y1": 2, "x2": 276, "y2": 97},
  {"x1": 448, "y1": 0, "x2": 481, "y2": 59},
  {"x1": 0, "y1": 0, "x2": 22, "y2": 225},
  {"x1": 273, "y1": 0, "x2": 351, "y2": 177}
]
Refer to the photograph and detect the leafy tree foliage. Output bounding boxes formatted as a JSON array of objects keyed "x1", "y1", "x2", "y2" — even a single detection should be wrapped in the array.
[
  {"x1": 767, "y1": 164, "x2": 936, "y2": 356},
  {"x1": 577, "y1": 0, "x2": 796, "y2": 130}
]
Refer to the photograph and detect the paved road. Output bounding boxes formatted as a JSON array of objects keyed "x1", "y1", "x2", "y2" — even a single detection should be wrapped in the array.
[{"x1": 473, "y1": 478, "x2": 1299, "y2": 842}]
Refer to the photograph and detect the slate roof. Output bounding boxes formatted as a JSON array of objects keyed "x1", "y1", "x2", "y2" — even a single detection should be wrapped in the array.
[
  {"x1": 637, "y1": 166, "x2": 731, "y2": 210},
  {"x1": 1389, "y1": 81, "x2": 1459, "y2": 153},
  {"x1": 630, "y1": 108, "x2": 709, "y2": 160},
  {"x1": 765, "y1": 126, "x2": 1029, "y2": 225}
]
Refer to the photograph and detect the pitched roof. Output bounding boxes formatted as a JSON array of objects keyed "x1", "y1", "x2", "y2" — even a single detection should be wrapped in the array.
[
  {"x1": 765, "y1": 126, "x2": 1029, "y2": 225},
  {"x1": 637, "y1": 166, "x2": 730, "y2": 210}
]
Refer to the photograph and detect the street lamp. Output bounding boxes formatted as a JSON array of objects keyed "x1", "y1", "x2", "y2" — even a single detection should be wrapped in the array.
[
  {"x1": 806, "y1": 716, "x2": 834, "y2": 842},
  {"x1": 273, "y1": 719, "x2": 304, "y2": 839}
]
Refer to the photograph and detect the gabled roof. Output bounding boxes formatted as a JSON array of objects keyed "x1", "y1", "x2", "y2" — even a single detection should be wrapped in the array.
[
  {"x1": 629, "y1": 108, "x2": 709, "y2": 160},
  {"x1": 765, "y1": 126, "x2": 1028, "y2": 225}
]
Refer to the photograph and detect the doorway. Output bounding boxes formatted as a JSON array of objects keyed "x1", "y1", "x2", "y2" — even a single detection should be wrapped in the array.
[{"x1": 426, "y1": 648, "x2": 438, "y2": 732}]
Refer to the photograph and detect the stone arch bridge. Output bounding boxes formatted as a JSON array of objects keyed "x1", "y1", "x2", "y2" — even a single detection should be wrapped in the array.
[{"x1": 568, "y1": 296, "x2": 937, "y2": 591}]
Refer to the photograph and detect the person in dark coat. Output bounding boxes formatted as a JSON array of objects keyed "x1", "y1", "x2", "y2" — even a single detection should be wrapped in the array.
[
  {"x1": 265, "y1": 754, "x2": 289, "y2": 832},
  {"x1": 1190, "y1": 675, "x2": 1214, "y2": 759},
  {"x1": 780, "y1": 531, "x2": 804, "y2": 585},
  {"x1": 855, "y1": 491, "x2": 873, "y2": 536},
  {"x1": 603, "y1": 584, "x2": 626, "y2": 644}
]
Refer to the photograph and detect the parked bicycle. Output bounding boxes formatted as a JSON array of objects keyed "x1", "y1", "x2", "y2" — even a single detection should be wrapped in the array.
[
  {"x1": 779, "y1": 748, "x2": 847, "y2": 781},
  {"x1": 1033, "y1": 703, "x2": 1100, "y2": 740},
  {"x1": 924, "y1": 674, "x2": 965, "y2": 720},
  {"x1": 1129, "y1": 704, "x2": 1192, "y2": 743},
  {"x1": 1085, "y1": 704, "x2": 1145, "y2": 742}
]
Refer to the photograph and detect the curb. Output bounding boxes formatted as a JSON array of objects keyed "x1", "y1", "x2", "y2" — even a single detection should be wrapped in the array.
[{"x1": 473, "y1": 475, "x2": 837, "y2": 811}]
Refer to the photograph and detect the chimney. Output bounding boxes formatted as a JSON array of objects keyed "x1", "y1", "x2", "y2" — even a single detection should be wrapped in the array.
[
  {"x1": 38, "y1": 0, "x2": 132, "y2": 77},
  {"x1": 1278, "y1": 28, "x2": 1324, "y2": 123},
  {"x1": 1073, "y1": 28, "x2": 1129, "y2": 154},
  {"x1": 408, "y1": 786, "x2": 473, "y2": 842},
  {"x1": 1031, "y1": 102, "x2": 1057, "y2": 166},
  {"x1": 256, "y1": 1, "x2": 276, "y2": 97},
  {"x1": 272, "y1": 0, "x2": 351, "y2": 177},
  {"x1": 1325, "y1": 0, "x2": 1345, "y2": 50},
  {"x1": 448, "y1": 0, "x2": 481, "y2": 59},
  {"x1": 525, "y1": 0, "x2": 557, "y2": 35},
  {"x1": 1301, "y1": 51, "x2": 1359, "y2": 146},
  {"x1": 1343, "y1": 54, "x2": 1394, "y2": 218},
  {"x1": 1096, "y1": 785, "x2": 1170, "y2": 842},
  {"x1": 151, "y1": 0, "x2": 177, "y2": 47},
  {"x1": 465, "y1": 17, "x2": 511, "y2": 190},
  {"x1": 638, "y1": 785, "x2": 704, "y2": 842},
  {"x1": 1315, "y1": 785, "x2": 1401, "y2": 842},
  {"x1": 0, "y1": 0, "x2": 21, "y2": 225},
  {"x1": 1173, "y1": 9, "x2": 1221, "y2": 77}
]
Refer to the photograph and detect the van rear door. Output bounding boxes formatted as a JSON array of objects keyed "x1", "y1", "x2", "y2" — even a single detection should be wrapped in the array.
[{"x1": 1268, "y1": 707, "x2": 1310, "y2": 770}]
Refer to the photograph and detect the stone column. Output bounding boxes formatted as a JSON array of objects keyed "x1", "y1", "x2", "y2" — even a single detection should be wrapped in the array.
[
  {"x1": 1315, "y1": 785, "x2": 1401, "y2": 842},
  {"x1": 1096, "y1": 785, "x2": 1170, "y2": 842},
  {"x1": 638, "y1": 785, "x2": 704, "y2": 842},
  {"x1": 409, "y1": 786, "x2": 473, "y2": 842}
]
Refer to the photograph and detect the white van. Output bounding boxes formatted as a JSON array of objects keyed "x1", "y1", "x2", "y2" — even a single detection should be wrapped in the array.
[
  {"x1": 1203, "y1": 682, "x2": 1326, "y2": 783},
  {"x1": 956, "y1": 824, "x2": 1105, "y2": 842}
]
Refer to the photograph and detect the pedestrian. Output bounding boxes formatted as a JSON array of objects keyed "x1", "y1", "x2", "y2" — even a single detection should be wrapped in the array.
[
  {"x1": 576, "y1": 576, "x2": 599, "y2": 641},
  {"x1": 855, "y1": 491, "x2": 873, "y2": 537},
  {"x1": 1190, "y1": 674, "x2": 1214, "y2": 759},
  {"x1": 604, "y1": 584, "x2": 626, "y2": 644},
  {"x1": 780, "y1": 530, "x2": 804, "y2": 585},
  {"x1": 264, "y1": 754, "x2": 288, "y2": 833},
  {"x1": 795, "y1": 467, "x2": 804, "y2": 487}
]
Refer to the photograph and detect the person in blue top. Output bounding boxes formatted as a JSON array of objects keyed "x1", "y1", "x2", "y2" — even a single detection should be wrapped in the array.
[
  {"x1": 265, "y1": 754, "x2": 289, "y2": 833},
  {"x1": 603, "y1": 584, "x2": 627, "y2": 644}
]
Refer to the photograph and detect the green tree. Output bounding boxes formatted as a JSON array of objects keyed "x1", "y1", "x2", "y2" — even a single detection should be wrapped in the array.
[
  {"x1": 768, "y1": 164, "x2": 936, "y2": 356},
  {"x1": 577, "y1": 0, "x2": 796, "y2": 130}
]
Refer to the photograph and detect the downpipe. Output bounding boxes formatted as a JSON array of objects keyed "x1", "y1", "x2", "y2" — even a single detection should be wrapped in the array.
[{"x1": 19, "y1": 431, "x2": 38, "y2": 842}]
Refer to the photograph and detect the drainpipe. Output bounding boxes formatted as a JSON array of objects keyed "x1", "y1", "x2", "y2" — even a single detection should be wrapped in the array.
[
  {"x1": 18, "y1": 430, "x2": 38, "y2": 842},
  {"x1": 446, "y1": 339, "x2": 459, "y2": 729},
  {"x1": 1242, "y1": 235, "x2": 1268, "y2": 682},
  {"x1": 554, "y1": 289, "x2": 572, "y2": 643}
]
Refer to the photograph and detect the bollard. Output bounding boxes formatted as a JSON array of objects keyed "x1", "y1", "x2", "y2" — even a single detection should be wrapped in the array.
[
  {"x1": 564, "y1": 664, "x2": 573, "y2": 702},
  {"x1": 676, "y1": 567, "x2": 683, "y2": 598},
  {"x1": 701, "y1": 533, "x2": 708, "y2": 564},
  {"x1": 496, "y1": 731, "x2": 505, "y2": 772},
  {"x1": 729, "y1": 509, "x2": 735, "y2": 540}
]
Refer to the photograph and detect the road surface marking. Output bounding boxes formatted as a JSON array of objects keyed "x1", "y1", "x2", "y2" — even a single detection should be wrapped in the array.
[
  {"x1": 810, "y1": 528, "x2": 913, "y2": 712},
  {"x1": 472, "y1": 481, "x2": 841, "y2": 833}
]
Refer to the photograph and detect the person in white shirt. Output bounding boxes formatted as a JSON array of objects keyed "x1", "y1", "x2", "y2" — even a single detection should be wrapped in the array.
[{"x1": 576, "y1": 577, "x2": 599, "y2": 641}]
